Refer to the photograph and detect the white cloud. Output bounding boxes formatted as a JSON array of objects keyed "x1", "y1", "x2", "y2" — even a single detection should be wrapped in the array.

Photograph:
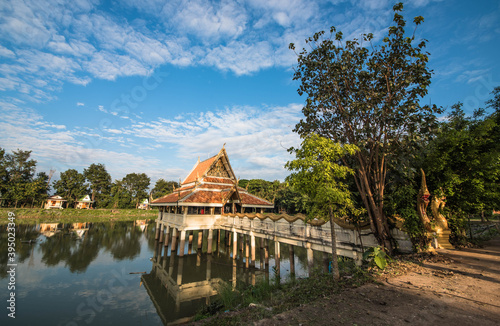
[
  {"x1": 118, "y1": 103, "x2": 303, "y2": 180},
  {"x1": 0, "y1": 101, "x2": 163, "y2": 179},
  {"x1": 76, "y1": 102, "x2": 85, "y2": 106}
]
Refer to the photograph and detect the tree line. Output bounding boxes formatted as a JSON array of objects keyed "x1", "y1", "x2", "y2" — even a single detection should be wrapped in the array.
[{"x1": 0, "y1": 155, "x2": 179, "y2": 209}]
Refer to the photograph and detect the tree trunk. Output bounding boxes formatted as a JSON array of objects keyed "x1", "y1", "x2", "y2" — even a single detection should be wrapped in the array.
[
  {"x1": 355, "y1": 166, "x2": 394, "y2": 253},
  {"x1": 329, "y1": 206, "x2": 340, "y2": 281}
]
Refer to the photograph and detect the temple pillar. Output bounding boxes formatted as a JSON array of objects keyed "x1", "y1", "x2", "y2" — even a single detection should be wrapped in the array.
[
  {"x1": 155, "y1": 221, "x2": 160, "y2": 240},
  {"x1": 170, "y1": 228, "x2": 178, "y2": 252},
  {"x1": 197, "y1": 230, "x2": 203, "y2": 251},
  {"x1": 307, "y1": 243, "x2": 314, "y2": 275},
  {"x1": 274, "y1": 240, "x2": 281, "y2": 278},
  {"x1": 164, "y1": 225, "x2": 170, "y2": 247},
  {"x1": 179, "y1": 230, "x2": 186, "y2": 257},
  {"x1": 207, "y1": 229, "x2": 213, "y2": 254},
  {"x1": 250, "y1": 235, "x2": 256, "y2": 268},
  {"x1": 158, "y1": 223, "x2": 164, "y2": 243},
  {"x1": 245, "y1": 235, "x2": 249, "y2": 268},
  {"x1": 233, "y1": 231, "x2": 238, "y2": 259}
]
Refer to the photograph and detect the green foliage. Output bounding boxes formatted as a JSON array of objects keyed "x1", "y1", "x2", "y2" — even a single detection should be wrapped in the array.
[
  {"x1": 422, "y1": 101, "x2": 500, "y2": 215},
  {"x1": 121, "y1": 173, "x2": 150, "y2": 208},
  {"x1": 286, "y1": 133, "x2": 361, "y2": 280},
  {"x1": 83, "y1": 163, "x2": 112, "y2": 208},
  {"x1": 286, "y1": 134, "x2": 359, "y2": 221},
  {"x1": 0, "y1": 148, "x2": 49, "y2": 207},
  {"x1": 53, "y1": 169, "x2": 88, "y2": 207},
  {"x1": 290, "y1": 2, "x2": 440, "y2": 252},
  {"x1": 363, "y1": 246, "x2": 391, "y2": 270},
  {"x1": 151, "y1": 179, "x2": 179, "y2": 199}
]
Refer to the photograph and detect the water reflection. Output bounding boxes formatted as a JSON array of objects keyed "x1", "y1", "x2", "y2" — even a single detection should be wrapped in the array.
[
  {"x1": 143, "y1": 239, "x2": 268, "y2": 325},
  {"x1": 0, "y1": 221, "x2": 322, "y2": 326},
  {"x1": 0, "y1": 220, "x2": 152, "y2": 278}
]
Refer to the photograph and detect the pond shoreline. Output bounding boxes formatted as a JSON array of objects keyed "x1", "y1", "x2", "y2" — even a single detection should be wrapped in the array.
[{"x1": 0, "y1": 207, "x2": 158, "y2": 223}]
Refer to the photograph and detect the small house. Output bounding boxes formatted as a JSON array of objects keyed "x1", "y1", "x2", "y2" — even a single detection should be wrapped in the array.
[
  {"x1": 44, "y1": 195, "x2": 66, "y2": 209},
  {"x1": 138, "y1": 198, "x2": 149, "y2": 210},
  {"x1": 76, "y1": 195, "x2": 94, "y2": 209}
]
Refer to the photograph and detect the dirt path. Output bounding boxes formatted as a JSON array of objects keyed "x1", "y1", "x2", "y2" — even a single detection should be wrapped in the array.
[{"x1": 256, "y1": 237, "x2": 500, "y2": 326}]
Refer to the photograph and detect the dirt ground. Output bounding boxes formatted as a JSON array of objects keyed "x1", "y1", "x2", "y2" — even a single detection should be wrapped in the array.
[{"x1": 256, "y1": 237, "x2": 500, "y2": 326}]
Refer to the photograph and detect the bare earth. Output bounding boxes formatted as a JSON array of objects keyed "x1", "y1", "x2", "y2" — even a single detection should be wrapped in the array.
[{"x1": 256, "y1": 237, "x2": 500, "y2": 326}]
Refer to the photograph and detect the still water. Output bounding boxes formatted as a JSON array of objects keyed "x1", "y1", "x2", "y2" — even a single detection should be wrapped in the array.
[{"x1": 0, "y1": 221, "x2": 319, "y2": 325}]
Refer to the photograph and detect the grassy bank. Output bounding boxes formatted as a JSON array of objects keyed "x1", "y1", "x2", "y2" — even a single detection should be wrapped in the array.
[
  {"x1": 194, "y1": 259, "x2": 373, "y2": 325},
  {"x1": 0, "y1": 207, "x2": 158, "y2": 224}
]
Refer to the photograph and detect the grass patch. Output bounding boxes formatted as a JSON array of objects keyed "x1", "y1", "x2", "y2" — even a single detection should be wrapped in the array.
[{"x1": 0, "y1": 207, "x2": 158, "y2": 224}]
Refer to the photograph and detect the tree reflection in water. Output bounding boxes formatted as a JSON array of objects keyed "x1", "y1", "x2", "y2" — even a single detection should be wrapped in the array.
[{"x1": 0, "y1": 221, "x2": 153, "y2": 276}]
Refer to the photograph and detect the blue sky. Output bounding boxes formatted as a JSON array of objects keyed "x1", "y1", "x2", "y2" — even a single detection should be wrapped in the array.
[{"x1": 0, "y1": 0, "x2": 499, "y2": 186}]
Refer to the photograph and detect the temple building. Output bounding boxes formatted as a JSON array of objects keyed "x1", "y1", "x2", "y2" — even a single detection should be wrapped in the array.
[{"x1": 151, "y1": 146, "x2": 273, "y2": 214}]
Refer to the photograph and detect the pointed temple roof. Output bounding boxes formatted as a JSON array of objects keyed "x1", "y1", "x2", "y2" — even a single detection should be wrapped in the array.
[{"x1": 151, "y1": 147, "x2": 273, "y2": 208}]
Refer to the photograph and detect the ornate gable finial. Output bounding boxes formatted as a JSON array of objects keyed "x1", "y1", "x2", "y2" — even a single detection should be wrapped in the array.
[{"x1": 223, "y1": 143, "x2": 226, "y2": 149}]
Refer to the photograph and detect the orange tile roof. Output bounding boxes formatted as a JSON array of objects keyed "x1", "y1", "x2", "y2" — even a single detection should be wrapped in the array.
[
  {"x1": 198, "y1": 184, "x2": 233, "y2": 190},
  {"x1": 152, "y1": 191, "x2": 191, "y2": 204},
  {"x1": 239, "y1": 192, "x2": 273, "y2": 206},
  {"x1": 203, "y1": 177, "x2": 234, "y2": 184},
  {"x1": 182, "y1": 156, "x2": 217, "y2": 185},
  {"x1": 182, "y1": 190, "x2": 225, "y2": 204}
]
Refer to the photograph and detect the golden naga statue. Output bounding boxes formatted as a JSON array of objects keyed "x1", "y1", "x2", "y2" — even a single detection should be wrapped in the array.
[
  {"x1": 417, "y1": 169, "x2": 433, "y2": 232},
  {"x1": 417, "y1": 169, "x2": 453, "y2": 249}
]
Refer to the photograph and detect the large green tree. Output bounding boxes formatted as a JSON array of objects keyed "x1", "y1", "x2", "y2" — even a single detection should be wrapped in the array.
[
  {"x1": 421, "y1": 97, "x2": 500, "y2": 218},
  {"x1": 121, "y1": 173, "x2": 150, "y2": 208},
  {"x1": 0, "y1": 149, "x2": 48, "y2": 207},
  {"x1": 83, "y1": 163, "x2": 111, "y2": 207},
  {"x1": 151, "y1": 179, "x2": 179, "y2": 199},
  {"x1": 289, "y1": 3, "x2": 440, "y2": 252},
  {"x1": 53, "y1": 169, "x2": 88, "y2": 208},
  {"x1": 286, "y1": 134, "x2": 359, "y2": 280}
]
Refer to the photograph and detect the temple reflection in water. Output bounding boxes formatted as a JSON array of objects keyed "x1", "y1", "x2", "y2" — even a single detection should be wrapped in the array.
[{"x1": 142, "y1": 235, "x2": 269, "y2": 325}]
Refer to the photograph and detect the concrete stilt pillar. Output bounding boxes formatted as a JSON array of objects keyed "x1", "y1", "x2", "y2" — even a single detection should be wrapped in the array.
[
  {"x1": 171, "y1": 228, "x2": 178, "y2": 252},
  {"x1": 274, "y1": 240, "x2": 281, "y2": 278},
  {"x1": 164, "y1": 225, "x2": 170, "y2": 247},
  {"x1": 233, "y1": 231, "x2": 238, "y2": 259},
  {"x1": 197, "y1": 230, "x2": 203, "y2": 251},
  {"x1": 245, "y1": 235, "x2": 249, "y2": 268},
  {"x1": 179, "y1": 230, "x2": 186, "y2": 257},
  {"x1": 177, "y1": 257, "x2": 184, "y2": 285},
  {"x1": 155, "y1": 221, "x2": 160, "y2": 240},
  {"x1": 158, "y1": 223, "x2": 164, "y2": 243},
  {"x1": 207, "y1": 229, "x2": 213, "y2": 254},
  {"x1": 264, "y1": 239, "x2": 269, "y2": 267},
  {"x1": 188, "y1": 231, "x2": 193, "y2": 254},
  {"x1": 289, "y1": 244, "x2": 295, "y2": 276},
  {"x1": 232, "y1": 259, "x2": 237, "y2": 289},
  {"x1": 188, "y1": 231, "x2": 193, "y2": 246},
  {"x1": 250, "y1": 235, "x2": 256, "y2": 268},
  {"x1": 259, "y1": 237, "x2": 264, "y2": 269},
  {"x1": 239, "y1": 233, "x2": 244, "y2": 252},
  {"x1": 307, "y1": 243, "x2": 314, "y2": 274}
]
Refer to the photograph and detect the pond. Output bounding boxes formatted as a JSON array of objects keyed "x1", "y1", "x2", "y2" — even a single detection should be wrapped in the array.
[{"x1": 0, "y1": 221, "x2": 325, "y2": 325}]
